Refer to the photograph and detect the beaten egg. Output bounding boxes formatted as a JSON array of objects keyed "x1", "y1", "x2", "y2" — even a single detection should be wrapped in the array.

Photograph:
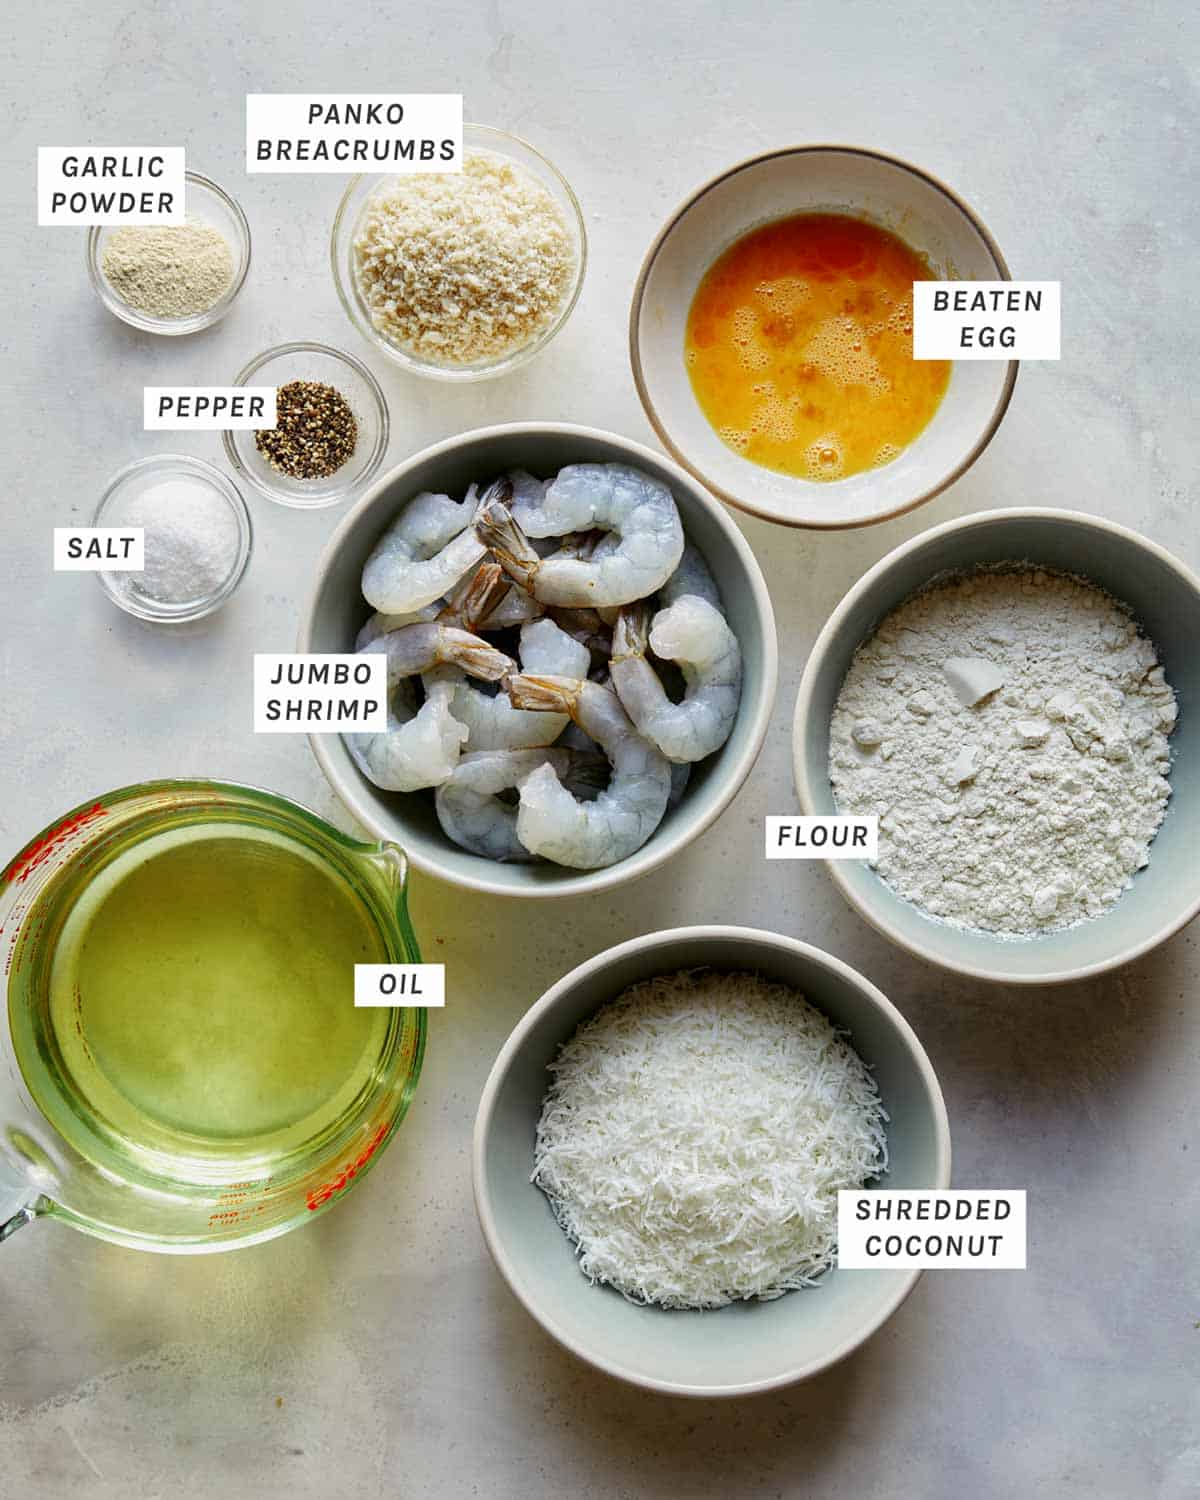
[{"x1": 685, "y1": 213, "x2": 951, "y2": 482}]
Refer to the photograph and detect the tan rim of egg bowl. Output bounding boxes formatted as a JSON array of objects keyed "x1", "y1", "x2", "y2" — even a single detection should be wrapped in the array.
[{"x1": 629, "y1": 144, "x2": 1019, "y2": 531}]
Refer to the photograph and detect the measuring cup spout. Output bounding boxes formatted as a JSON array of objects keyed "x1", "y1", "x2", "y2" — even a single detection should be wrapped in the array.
[{"x1": 362, "y1": 842, "x2": 408, "y2": 898}]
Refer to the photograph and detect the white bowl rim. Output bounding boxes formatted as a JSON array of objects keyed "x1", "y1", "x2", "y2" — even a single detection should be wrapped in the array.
[
  {"x1": 299, "y1": 421, "x2": 779, "y2": 898},
  {"x1": 629, "y1": 142, "x2": 1019, "y2": 531},
  {"x1": 793, "y1": 505, "x2": 1200, "y2": 984},
  {"x1": 472, "y1": 924, "x2": 952, "y2": 1397}
]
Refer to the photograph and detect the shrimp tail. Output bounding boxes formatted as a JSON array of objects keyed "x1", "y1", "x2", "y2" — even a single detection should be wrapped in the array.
[
  {"x1": 506, "y1": 672, "x2": 580, "y2": 715},
  {"x1": 476, "y1": 474, "x2": 514, "y2": 511},
  {"x1": 611, "y1": 602, "x2": 651, "y2": 662},
  {"x1": 443, "y1": 628, "x2": 517, "y2": 684},
  {"x1": 474, "y1": 492, "x2": 541, "y2": 593},
  {"x1": 445, "y1": 561, "x2": 511, "y2": 633}
]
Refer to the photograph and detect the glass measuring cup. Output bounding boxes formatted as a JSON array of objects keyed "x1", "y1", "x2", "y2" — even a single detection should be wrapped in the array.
[{"x1": 0, "y1": 781, "x2": 426, "y2": 1253}]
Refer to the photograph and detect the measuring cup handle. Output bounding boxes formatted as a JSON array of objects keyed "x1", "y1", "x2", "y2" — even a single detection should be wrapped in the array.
[{"x1": 0, "y1": 1181, "x2": 40, "y2": 1243}]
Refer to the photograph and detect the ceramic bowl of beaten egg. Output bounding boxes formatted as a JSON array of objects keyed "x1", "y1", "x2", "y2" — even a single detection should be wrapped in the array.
[
  {"x1": 301, "y1": 422, "x2": 777, "y2": 897},
  {"x1": 474, "y1": 925, "x2": 951, "y2": 1396},
  {"x1": 793, "y1": 509, "x2": 1200, "y2": 982},
  {"x1": 630, "y1": 145, "x2": 1016, "y2": 529}
]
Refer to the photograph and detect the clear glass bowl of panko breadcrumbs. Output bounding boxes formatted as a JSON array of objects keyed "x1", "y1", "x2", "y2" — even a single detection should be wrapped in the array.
[{"x1": 331, "y1": 124, "x2": 587, "y2": 381}]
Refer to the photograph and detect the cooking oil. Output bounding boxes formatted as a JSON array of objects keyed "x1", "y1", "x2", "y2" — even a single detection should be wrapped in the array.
[{"x1": 9, "y1": 821, "x2": 394, "y2": 1186}]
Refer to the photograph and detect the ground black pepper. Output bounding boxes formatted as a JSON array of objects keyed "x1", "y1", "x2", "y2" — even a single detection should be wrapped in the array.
[{"x1": 255, "y1": 380, "x2": 358, "y2": 480}]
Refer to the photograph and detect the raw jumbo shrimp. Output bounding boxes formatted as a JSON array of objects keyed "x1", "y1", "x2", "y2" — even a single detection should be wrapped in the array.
[
  {"x1": 507, "y1": 468, "x2": 548, "y2": 523},
  {"x1": 433, "y1": 619, "x2": 592, "y2": 752},
  {"x1": 346, "y1": 675, "x2": 466, "y2": 795},
  {"x1": 475, "y1": 463, "x2": 684, "y2": 607},
  {"x1": 660, "y1": 541, "x2": 723, "y2": 611},
  {"x1": 346, "y1": 621, "x2": 514, "y2": 792},
  {"x1": 356, "y1": 600, "x2": 442, "y2": 650},
  {"x1": 668, "y1": 761, "x2": 691, "y2": 807},
  {"x1": 361, "y1": 480, "x2": 506, "y2": 615},
  {"x1": 435, "y1": 747, "x2": 607, "y2": 862},
  {"x1": 505, "y1": 674, "x2": 672, "y2": 868},
  {"x1": 343, "y1": 458, "x2": 745, "y2": 868},
  {"x1": 610, "y1": 595, "x2": 742, "y2": 763}
]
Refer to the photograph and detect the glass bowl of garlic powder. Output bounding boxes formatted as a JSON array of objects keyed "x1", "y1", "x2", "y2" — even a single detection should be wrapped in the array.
[
  {"x1": 87, "y1": 171, "x2": 252, "y2": 335},
  {"x1": 93, "y1": 454, "x2": 253, "y2": 623}
]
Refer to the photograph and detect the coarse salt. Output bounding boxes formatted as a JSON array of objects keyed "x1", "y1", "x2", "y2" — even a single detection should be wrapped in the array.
[{"x1": 114, "y1": 477, "x2": 239, "y2": 605}]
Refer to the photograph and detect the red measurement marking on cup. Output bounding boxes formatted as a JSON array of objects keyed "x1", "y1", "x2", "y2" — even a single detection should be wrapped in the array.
[
  {"x1": 5, "y1": 803, "x2": 106, "y2": 885},
  {"x1": 207, "y1": 1203, "x2": 272, "y2": 1228},
  {"x1": 305, "y1": 1121, "x2": 390, "y2": 1211}
]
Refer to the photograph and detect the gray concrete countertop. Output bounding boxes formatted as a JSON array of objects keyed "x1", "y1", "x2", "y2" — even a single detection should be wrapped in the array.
[{"x1": 3, "y1": 3, "x2": 1197, "y2": 1495}]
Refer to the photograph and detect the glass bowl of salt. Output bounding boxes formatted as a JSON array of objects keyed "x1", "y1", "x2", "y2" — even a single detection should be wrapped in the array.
[{"x1": 93, "y1": 454, "x2": 253, "y2": 623}]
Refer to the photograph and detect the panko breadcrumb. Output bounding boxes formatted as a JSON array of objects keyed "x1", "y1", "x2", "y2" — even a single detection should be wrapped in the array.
[{"x1": 352, "y1": 152, "x2": 576, "y2": 366}]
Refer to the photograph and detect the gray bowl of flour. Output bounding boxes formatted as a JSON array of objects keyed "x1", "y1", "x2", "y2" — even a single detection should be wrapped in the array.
[{"x1": 794, "y1": 508, "x2": 1200, "y2": 983}]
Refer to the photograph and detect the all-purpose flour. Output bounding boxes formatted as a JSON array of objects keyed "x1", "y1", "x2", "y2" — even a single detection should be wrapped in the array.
[{"x1": 829, "y1": 567, "x2": 1177, "y2": 935}]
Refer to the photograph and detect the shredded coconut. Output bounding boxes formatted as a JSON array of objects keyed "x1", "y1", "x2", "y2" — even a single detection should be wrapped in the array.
[
  {"x1": 830, "y1": 566, "x2": 1177, "y2": 935},
  {"x1": 352, "y1": 151, "x2": 576, "y2": 366},
  {"x1": 531, "y1": 970, "x2": 888, "y2": 1310}
]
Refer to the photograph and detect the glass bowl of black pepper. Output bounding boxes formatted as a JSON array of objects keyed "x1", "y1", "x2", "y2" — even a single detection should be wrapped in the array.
[{"x1": 223, "y1": 341, "x2": 390, "y2": 508}]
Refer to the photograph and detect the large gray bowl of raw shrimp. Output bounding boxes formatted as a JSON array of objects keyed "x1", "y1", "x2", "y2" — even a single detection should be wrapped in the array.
[{"x1": 303, "y1": 423, "x2": 779, "y2": 896}]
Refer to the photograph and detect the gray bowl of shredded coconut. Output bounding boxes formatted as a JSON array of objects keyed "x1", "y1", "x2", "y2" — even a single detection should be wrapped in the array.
[
  {"x1": 331, "y1": 124, "x2": 586, "y2": 380},
  {"x1": 473, "y1": 926, "x2": 950, "y2": 1396}
]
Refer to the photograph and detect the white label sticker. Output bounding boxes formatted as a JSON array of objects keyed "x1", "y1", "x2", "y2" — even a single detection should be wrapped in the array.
[
  {"x1": 765, "y1": 815, "x2": 878, "y2": 860},
  {"x1": 37, "y1": 147, "x2": 185, "y2": 225},
  {"x1": 837, "y1": 1191, "x2": 1027, "y2": 1269},
  {"x1": 253, "y1": 654, "x2": 387, "y2": 733},
  {"x1": 54, "y1": 527, "x2": 144, "y2": 571},
  {"x1": 355, "y1": 964, "x2": 445, "y2": 1007},
  {"x1": 144, "y1": 387, "x2": 277, "y2": 431},
  {"x1": 246, "y1": 94, "x2": 462, "y2": 173},
  {"x1": 913, "y1": 281, "x2": 1060, "y2": 360}
]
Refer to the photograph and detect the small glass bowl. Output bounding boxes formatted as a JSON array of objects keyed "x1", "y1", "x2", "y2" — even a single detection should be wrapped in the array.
[
  {"x1": 222, "y1": 341, "x2": 389, "y2": 508},
  {"x1": 331, "y1": 123, "x2": 587, "y2": 381},
  {"x1": 95, "y1": 454, "x2": 253, "y2": 623},
  {"x1": 87, "y1": 172, "x2": 251, "y2": 336}
]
